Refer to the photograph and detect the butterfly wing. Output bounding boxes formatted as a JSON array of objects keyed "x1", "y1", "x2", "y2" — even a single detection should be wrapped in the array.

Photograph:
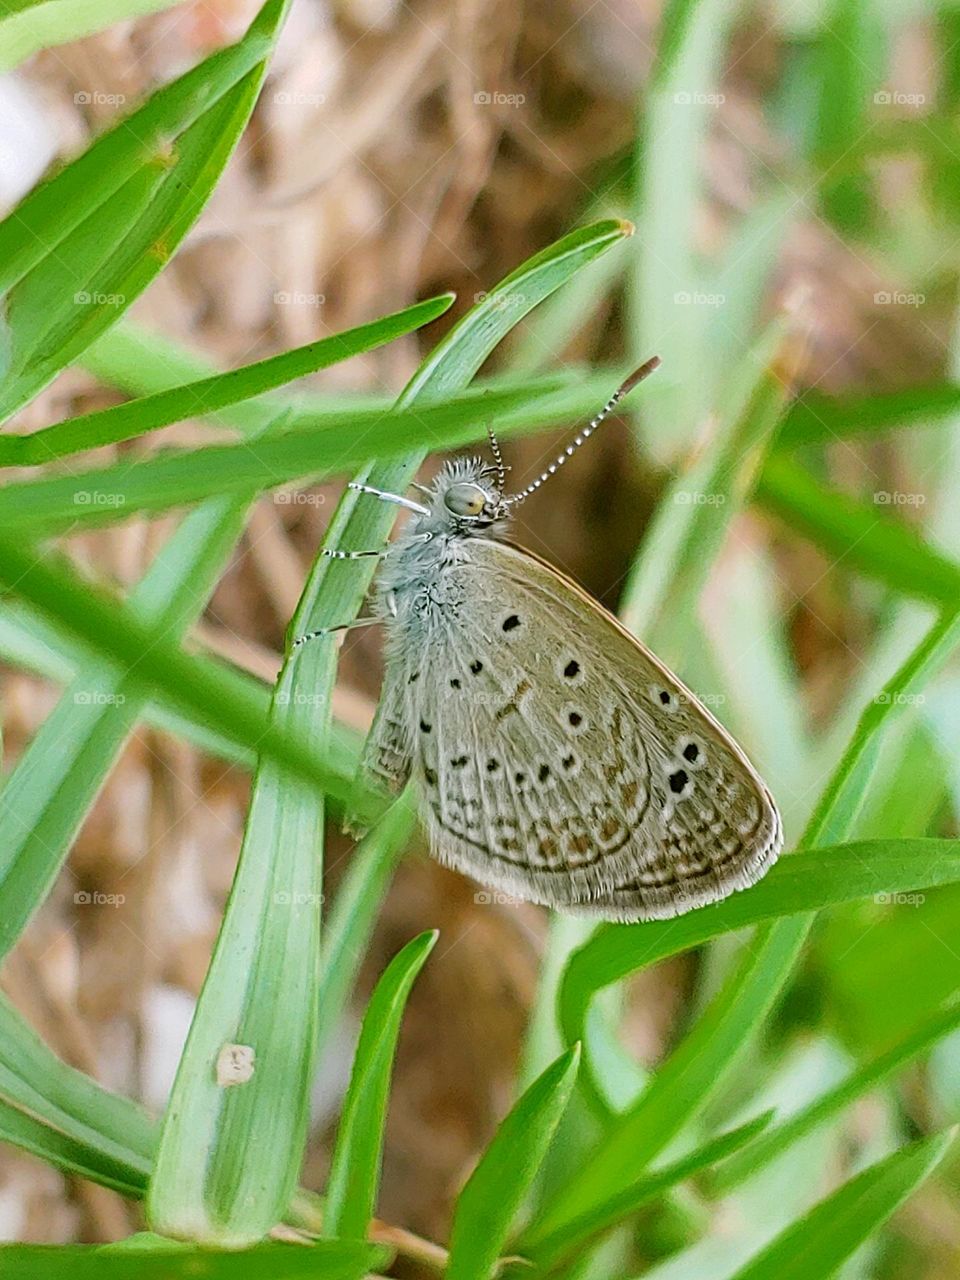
[{"x1": 406, "y1": 538, "x2": 782, "y2": 922}]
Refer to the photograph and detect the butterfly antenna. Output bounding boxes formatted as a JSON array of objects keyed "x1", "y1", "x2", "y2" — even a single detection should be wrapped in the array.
[
  {"x1": 486, "y1": 423, "x2": 507, "y2": 495},
  {"x1": 503, "y1": 355, "x2": 661, "y2": 507}
]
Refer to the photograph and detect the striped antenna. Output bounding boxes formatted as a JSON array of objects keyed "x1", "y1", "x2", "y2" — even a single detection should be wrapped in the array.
[
  {"x1": 487, "y1": 422, "x2": 507, "y2": 494},
  {"x1": 503, "y1": 355, "x2": 661, "y2": 507}
]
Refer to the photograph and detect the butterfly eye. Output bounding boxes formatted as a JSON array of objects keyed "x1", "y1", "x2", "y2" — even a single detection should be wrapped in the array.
[{"x1": 444, "y1": 482, "x2": 487, "y2": 517}]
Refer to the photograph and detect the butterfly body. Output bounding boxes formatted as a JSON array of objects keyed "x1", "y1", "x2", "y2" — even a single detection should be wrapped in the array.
[{"x1": 358, "y1": 455, "x2": 783, "y2": 922}]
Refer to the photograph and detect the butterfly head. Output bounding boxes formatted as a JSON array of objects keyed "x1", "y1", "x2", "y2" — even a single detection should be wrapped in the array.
[
  {"x1": 413, "y1": 358, "x2": 662, "y2": 540},
  {"x1": 420, "y1": 457, "x2": 509, "y2": 536}
]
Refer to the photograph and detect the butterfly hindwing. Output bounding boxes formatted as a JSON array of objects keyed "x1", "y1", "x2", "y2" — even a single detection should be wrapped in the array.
[{"x1": 403, "y1": 539, "x2": 782, "y2": 922}]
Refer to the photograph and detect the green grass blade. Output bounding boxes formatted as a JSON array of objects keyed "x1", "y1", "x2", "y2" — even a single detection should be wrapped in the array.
[
  {"x1": 803, "y1": 608, "x2": 960, "y2": 848},
  {"x1": 82, "y1": 320, "x2": 583, "y2": 431},
  {"x1": 0, "y1": 498, "x2": 249, "y2": 959},
  {"x1": 0, "y1": 296, "x2": 453, "y2": 464},
  {"x1": 0, "y1": 1241, "x2": 391, "y2": 1280},
  {"x1": 756, "y1": 455, "x2": 960, "y2": 607},
  {"x1": 555, "y1": 615, "x2": 960, "y2": 1185},
  {"x1": 0, "y1": 594, "x2": 365, "y2": 779},
  {"x1": 0, "y1": 0, "x2": 290, "y2": 421},
  {"x1": 446, "y1": 1045, "x2": 580, "y2": 1280},
  {"x1": 0, "y1": 1101, "x2": 146, "y2": 1198},
  {"x1": 0, "y1": 534, "x2": 371, "y2": 813},
  {"x1": 0, "y1": 0, "x2": 184, "y2": 71},
  {"x1": 559, "y1": 838, "x2": 960, "y2": 1055},
  {"x1": 549, "y1": 927, "x2": 805, "y2": 1224},
  {"x1": 146, "y1": 540, "x2": 381, "y2": 1243},
  {"x1": 726, "y1": 1131, "x2": 953, "y2": 1280},
  {"x1": 0, "y1": 991, "x2": 154, "y2": 1180},
  {"x1": 0, "y1": 0, "x2": 285, "y2": 294},
  {"x1": 621, "y1": 321, "x2": 791, "y2": 651},
  {"x1": 315, "y1": 800, "x2": 417, "y2": 1057},
  {"x1": 0, "y1": 379, "x2": 654, "y2": 532},
  {"x1": 324, "y1": 929, "x2": 437, "y2": 1239},
  {"x1": 777, "y1": 383, "x2": 960, "y2": 448},
  {"x1": 519, "y1": 1112, "x2": 774, "y2": 1269},
  {"x1": 631, "y1": 0, "x2": 730, "y2": 456},
  {"x1": 809, "y1": 0, "x2": 877, "y2": 233},
  {"x1": 712, "y1": 998, "x2": 960, "y2": 1195}
]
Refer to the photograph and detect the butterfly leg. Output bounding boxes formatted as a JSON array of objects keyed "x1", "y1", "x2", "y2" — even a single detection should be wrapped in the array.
[
  {"x1": 320, "y1": 546, "x2": 387, "y2": 561},
  {"x1": 288, "y1": 591, "x2": 398, "y2": 653},
  {"x1": 348, "y1": 481, "x2": 429, "y2": 515},
  {"x1": 320, "y1": 531, "x2": 432, "y2": 563},
  {"x1": 289, "y1": 615, "x2": 382, "y2": 652}
]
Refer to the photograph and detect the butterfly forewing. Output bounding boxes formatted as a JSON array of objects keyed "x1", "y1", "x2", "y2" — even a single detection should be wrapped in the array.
[{"x1": 396, "y1": 538, "x2": 781, "y2": 922}]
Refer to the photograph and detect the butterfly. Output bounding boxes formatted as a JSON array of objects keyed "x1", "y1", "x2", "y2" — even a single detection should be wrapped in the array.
[{"x1": 295, "y1": 357, "x2": 782, "y2": 922}]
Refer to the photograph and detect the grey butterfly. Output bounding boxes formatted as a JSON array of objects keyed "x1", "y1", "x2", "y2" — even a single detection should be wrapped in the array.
[{"x1": 296, "y1": 357, "x2": 782, "y2": 922}]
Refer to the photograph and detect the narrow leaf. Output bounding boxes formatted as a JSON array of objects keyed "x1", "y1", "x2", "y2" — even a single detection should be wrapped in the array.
[
  {"x1": 0, "y1": 295, "x2": 453, "y2": 464},
  {"x1": 324, "y1": 928, "x2": 437, "y2": 1239},
  {"x1": 446, "y1": 1045, "x2": 581, "y2": 1280},
  {"x1": 727, "y1": 1132, "x2": 953, "y2": 1280},
  {"x1": 0, "y1": 1241, "x2": 390, "y2": 1280},
  {"x1": 520, "y1": 1111, "x2": 774, "y2": 1268}
]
